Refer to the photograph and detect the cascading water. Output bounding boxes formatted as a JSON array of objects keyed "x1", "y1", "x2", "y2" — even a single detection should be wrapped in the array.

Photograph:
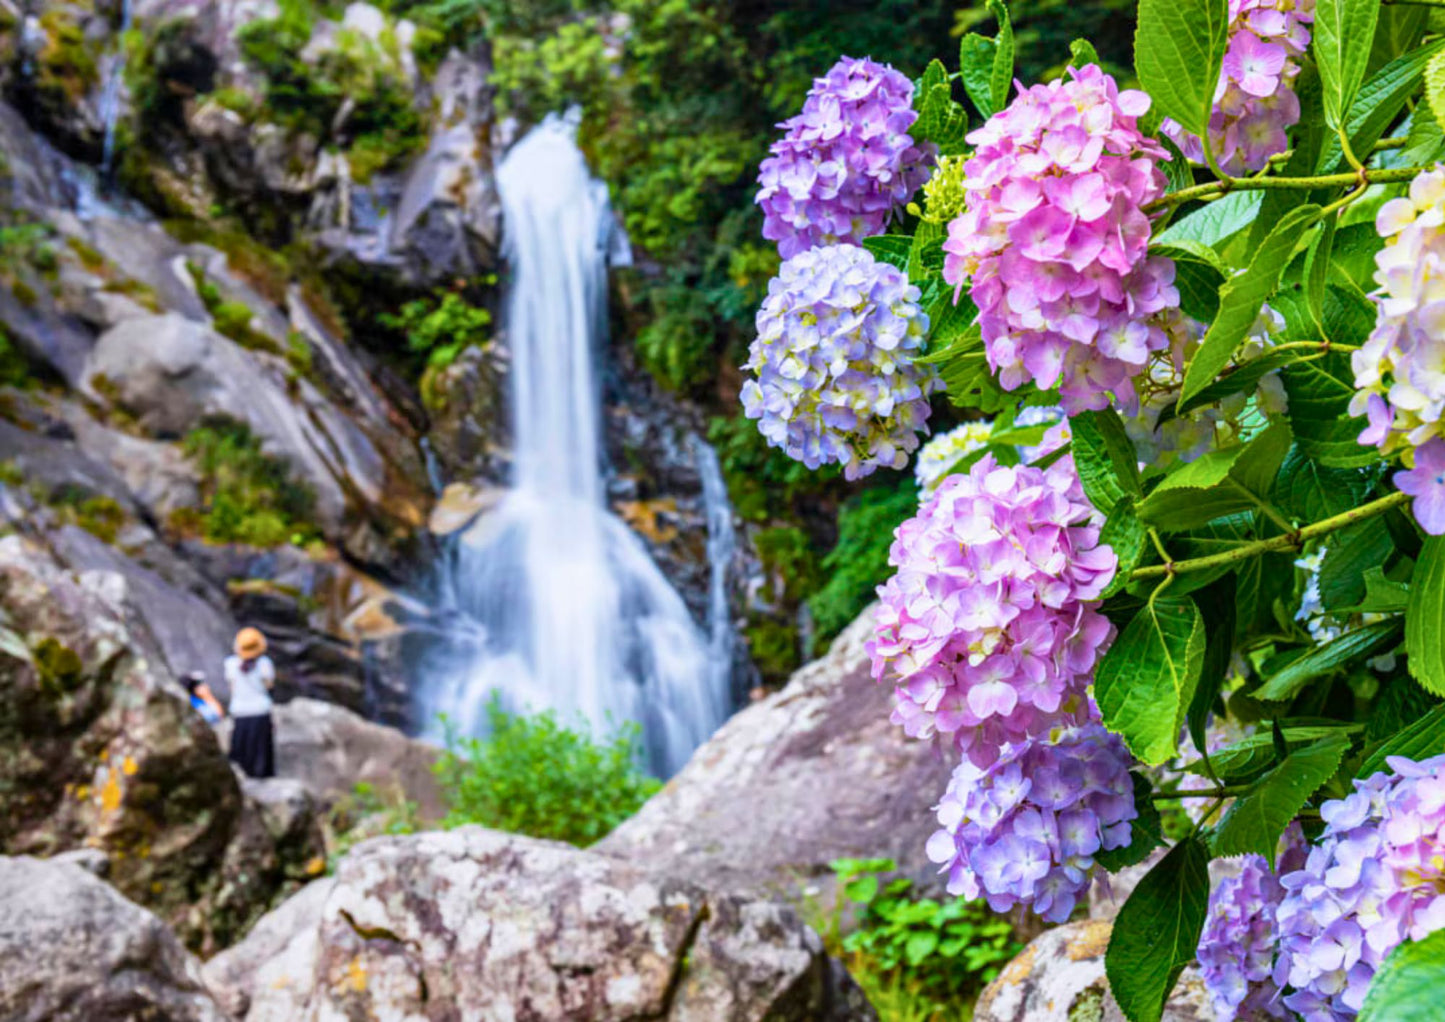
[
  {"x1": 693, "y1": 436, "x2": 739, "y2": 707},
  {"x1": 418, "y1": 112, "x2": 732, "y2": 776},
  {"x1": 98, "y1": 0, "x2": 134, "y2": 183}
]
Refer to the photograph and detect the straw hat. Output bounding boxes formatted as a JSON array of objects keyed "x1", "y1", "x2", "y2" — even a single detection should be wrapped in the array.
[{"x1": 234, "y1": 627, "x2": 267, "y2": 659}]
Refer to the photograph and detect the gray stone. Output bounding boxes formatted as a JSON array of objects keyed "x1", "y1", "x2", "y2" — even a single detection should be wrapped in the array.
[
  {"x1": 0, "y1": 856, "x2": 227, "y2": 1022},
  {"x1": 973, "y1": 920, "x2": 1214, "y2": 1022},
  {"x1": 217, "y1": 827, "x2": 874, "y2": 1021},
  {"x1": 600, "y1": 609, "x2": 951, "y2": 902}
]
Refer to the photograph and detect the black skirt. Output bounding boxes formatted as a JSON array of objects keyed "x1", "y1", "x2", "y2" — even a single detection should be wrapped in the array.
[{"x1": 229, "y1": 713, "x2": 275, "y2": 779}]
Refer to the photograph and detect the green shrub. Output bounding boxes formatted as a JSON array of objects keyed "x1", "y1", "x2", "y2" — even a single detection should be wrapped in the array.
[
  {"x1": 831, "y1": 858, "x2": 1020, "y2": 1020},
  {"x1": 707, "y1": 412, "x2": 840, "y2": 524},
  {"x1": 0, "y1": 329, "x2": 32, "y2": 390},
  {"x1": 323, "y1": 781, "x2": 420, "y2": 870},
  {"x1": 186, "y1": 262, "x2": 282, "y2": 354},
  {"x1": 378, "y1": 288, "x2": 492, "y2": 371},
  {"x1": 178, "y1": 417, "x2": 319, "y2": 547},
  {"x1": 809, "y1": 479, "x2": 919, "y2": 643},
  {"x1": 435, "y1": 695, "x2": 660, "y2": 846}
]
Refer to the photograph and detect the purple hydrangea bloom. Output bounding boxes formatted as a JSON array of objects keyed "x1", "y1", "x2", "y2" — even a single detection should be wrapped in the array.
[
  {"x1": 1274, "y1": 754, "x2": 1445, "y2": 1019},
  {"x1": 867, "y1": 453, "x2": 1117, "y2": 766},
  {"x1": 756, "y1": 57, "x2": 934, "y2": 258},
  {"x1": 1348, "y1": 168, "x2": 1445, "y2": 533},
  {"x1": 1162, "y1": 0, "x2": 1314, "y2": 174},
  {"x1": 1197, "y1": 825, "x2": 1308, "y2": 1022},
  {"x1": 740, "y1": 244, "x2": 938, "y2": 479},
  {"x1": 925, "y1": 721, "x2": 1137, "y2": 923},
  {"x1": 941, "y1": 65, "x2": 1180, "y2": 414}
]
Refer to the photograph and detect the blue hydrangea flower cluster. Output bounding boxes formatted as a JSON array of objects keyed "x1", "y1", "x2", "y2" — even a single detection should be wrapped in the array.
[
  {"x1": 1274, "y1": 754, "x2": 1445, "y2": 1019},
  {"x1": 756, "y1": 56, "x2": 934, "y2": 259},
  {"x1": 1197, "y1": 825, "x2": 1307, "y2": 1022},
  {"x1": 924, "y1": 721, "x2": 1137, "y2": 924},
  {"x1": 740, "y1": 244, "x2": 939, "y2": 479}
]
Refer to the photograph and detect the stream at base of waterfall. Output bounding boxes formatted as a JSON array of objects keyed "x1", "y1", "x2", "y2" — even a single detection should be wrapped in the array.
[{"x1": 416, "y1": 112, "x2": 734, "y2": 777}]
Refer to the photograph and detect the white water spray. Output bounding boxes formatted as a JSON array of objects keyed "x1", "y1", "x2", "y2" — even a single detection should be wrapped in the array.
[{"x1": 419, "y1": 113, "x2": 731, "y2": 775}]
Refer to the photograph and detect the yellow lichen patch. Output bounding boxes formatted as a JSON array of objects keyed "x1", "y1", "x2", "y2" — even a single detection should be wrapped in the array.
[
  {"x1": 75, "y1": 784, "x2": 90, "y2": 800},
  {"x1": 99, "y1": 768, "x2": 123, "y2": 814},
  {"x1": 616, "y1": 499, "x2": 680, "y2": 545},
  {"x1": 305, "y1": 856, "x2": 326, "y2": 876},
  {"x1": 342, "y1": 956, "x2": 368, "y2": 993},
  {"x1": 1067, "y1": 919, "x2": 1113, "y2": 961},
  {"x1": 121, "y1": 755, "x2": 138, "y2": 776},
  {"x1": 995, "y1": 942, "x2": 1037, "y2": 989}
]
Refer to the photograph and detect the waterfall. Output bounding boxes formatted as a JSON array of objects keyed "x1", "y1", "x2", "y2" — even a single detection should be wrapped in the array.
[
  {"x1": 693, "y1": 436, "x2": 738, "y2": 707},
  {"x1": 98, "y1": 0, "x2": 134, "y2": 184},
  {"x1": 417, "y1": 112, "x2": 730, "y2": 776}
]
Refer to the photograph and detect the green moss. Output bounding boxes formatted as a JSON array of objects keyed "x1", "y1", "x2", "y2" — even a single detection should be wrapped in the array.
[
  {"x1": 10, "y1": 280, "x2": 37, "y2": 308},
  {"x1": 0, "y1": 330, "x2": 32, "y2": 390},
  {"x1": 209, "y1": 86, "x2": 259, "y2": 119},
  {"x1": 186, "y1": 261, "x2": 282, "y2": 354},
  {"x1": 167, "y1": 222, "x2": 292, "y2": 307},
  {"x1": 745, "y1": 617, "x2": 800, "y2": 683},
  {"x1": 178, "y1": 416, "x2": 319, "y2": 547},
  {"x1": 0, "y1": 460, "x2": 23, "y2": 487},
  {"x1": 33, "y1": 637, "x2": 84, "y2": 697},
  {"x1": 66, "y1": 236, "x2": 108, "y2": 274},
  {"x1": 36, "y1": 10, "x2": 99, "y2": 105},
  {"x1": 100, "y1": 278, "x2": 163, "y2": 313}
]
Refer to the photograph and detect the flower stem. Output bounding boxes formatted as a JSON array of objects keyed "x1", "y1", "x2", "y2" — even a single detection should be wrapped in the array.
[
  {"x1": 1145, "y1": 165, "x2": 1429, "y2": 213},
  {"x1": 1151, "y1": 785, "x2": 1251, "y2": 801},
  {"x1": 1129, "y1": 490, "x2": 1411, "y2": 582}
]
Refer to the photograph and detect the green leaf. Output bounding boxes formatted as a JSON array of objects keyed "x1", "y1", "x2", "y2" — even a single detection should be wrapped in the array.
[
  {"x1": 1097, "y1": 772, "x2": 1165, "y2": 872},
  {"x1": 1406, "y1": 536, "x2": 1445, "y2": 697},
  {"x1": 1318, "y1": 518, "x2": 1397, "y2": 611},
  {"x1": 1133, "y1": 0, "x2": 1229, "y2": 139},
  {"x1": 960, "y1": 34, "x2": 1000, "y2": 119},
  {"x1": 1070, "y1": 38, "x2": 1101, "y2": 69},
  {"x1": 1179, "y1": 205, "x2": 1320, "y2": 407},
  {"x1": 1283, "y1": 351, "x2": 1382, "y2": 467},
  {"x1": 1175, "y1": 348, "x2": 1310, "y2": 415},
  {"x1": 1305, "y1": 215, "x2": 1336, "y2": 337},
  {"x1": 1273, "y1": 446, "x2": 1381, "y2": 523},
  {"x1": 1071, "y1": 409, "x2": 1142, "y2": 514},
  {"x1": 1152, "y1": 239, "x2": 1226, "y2": 324},
  {"x1": 1155, "y1": 190, "x2": 1263, "y2": 248},
  {"x1": 1156, "y1": 134, "x2": 1196, "y2": 204},
  {"x1": 1101, "y1": 498, "x2": 1150, "y2": 599},
  {"x1": 1358, "y1": 926, "x2": 1445, "y2": 1021},
  {"x1": 1137, "y1": 424, "x2": 1290, "y2": 532},
  {"x1": 1427, "y1": 44, "x2": 1445, "y2": 131},
  {"x1": 986, "y1": 0, "x2": 1015, "y2": 117},
  {"x1": 905, "y1": 930, "x2": 940, "y2": 967},
  {"x1": 1315, "y1": 0, "x2": 1381, "y2": 132},
  {"x1": 1105, "y1": 837, "x2": 1211, "y2": 1022},
  {"x1": 843, "y1": 875, "x2": 879, "y2": 903},
  {"x1": 908, "y1": 220, "x2": 945, "y2": 282},
  {"x1": 1358, "y1": 703, "x2": 1445, "y2": 777},
  {"x1": 1096, "y1": 595, "x2": 1206, "y2": 765},
  {"x1": 1317, "y1": 39, "x2": 1445, "y2": 172},
  {"x1": 863, "y1": 235, "x2": 912, "y2": 269},
  {"x1": 1212, "y1": 732, "x2": 1350, "y2": 865},
  {"x1": 1253, "y1": 619, "x2": 1405, "y2": 702},
  {"x1": 1188, "y1": 726, "x2": 1354, "y2": 782}
]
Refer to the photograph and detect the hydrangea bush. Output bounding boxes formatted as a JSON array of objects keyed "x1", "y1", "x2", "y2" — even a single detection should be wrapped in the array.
[{"x1": 740, "y1": 2, "x2": 1445, "y2": 1018}]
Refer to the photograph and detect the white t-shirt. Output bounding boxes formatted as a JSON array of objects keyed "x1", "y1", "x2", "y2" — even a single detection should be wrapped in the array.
[{"x1": 225, "y1": 655, "x2": 275, "y2": 717}]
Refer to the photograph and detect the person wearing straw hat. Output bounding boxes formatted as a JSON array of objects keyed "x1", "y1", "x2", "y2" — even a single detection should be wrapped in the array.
[{"x1": 225, "y1": 627, "x2": 276, "y2": 778}]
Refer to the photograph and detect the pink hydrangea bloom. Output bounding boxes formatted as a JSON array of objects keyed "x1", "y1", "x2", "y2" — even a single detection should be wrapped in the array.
[
  {"x1": 925, "y1": 721, "x2": 1137, "y2": 923},
  {"x1": 1349, "y1": 167, "x2": 1445, "y2": 533},
  {"x1": 941, "y1": 65, "x2": 1179, "y2": 414},
  {"x1": 867, "y1": 453, "x2": 1117, "y2": 766},
  {"x1": 1274, "y1": 754, "x2": 1445, "y2": 1019},
  {"x1": 756, "y1": 57, "x2": 934, "y2": 258},
  {"x1": 1162, "y1": 0, "x2": 1315, "y2": 174}
]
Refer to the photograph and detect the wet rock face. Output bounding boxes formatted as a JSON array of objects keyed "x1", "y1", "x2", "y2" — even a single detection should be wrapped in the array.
[
  {"x1": 0, "y1": 536, "x2": 324, "y2": 952},
  {"x1": 600, "y1": 609, "x2": 951, "y2": 904},
  {"x1": 208, "y1": 827, "x2": 877, "y2": 1022},
  {"x1": 0, "y1": 855, "x2": 228, "y2": 1022}
]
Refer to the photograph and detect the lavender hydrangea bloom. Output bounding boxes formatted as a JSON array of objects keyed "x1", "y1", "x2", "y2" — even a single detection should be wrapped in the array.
[
  {"x1": 741, "y1": 244, "x2": 938, "y2": 479},
  {"x1": 925, "y1": 722, "x2": 1137, "y2": 923},
  {"x1": 1351, "y1": 167, "x2": 1445, "y2": 533},
  {"x1": 756, "y1": 56, "x2": 934, "y2": 258},
  {"x1": 1274, "y1": 754, "x2": 1445, "y2": 1020},
  {"x1": 868, "y1": 453, "x2": 1117, "y2": 766},
  {"x1": 941, "y1": 65, "x2": 1180, "y2": 414},
  {"x1": 1162, "y1": 0, "x2": 1314, "y2": 174},
  {"x1": 1197, "y1": 824, "x2": 1308, "y2": 1022}
]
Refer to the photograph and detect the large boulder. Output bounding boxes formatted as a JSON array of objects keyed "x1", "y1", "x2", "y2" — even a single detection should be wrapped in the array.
[
  {"x1": 0, "y1": 855, "x2": 227, "y2": 1021},
  {"x1": 973, "y1": 919, "x2": 1213, "y2": 1022},
  {"x1": 0, "y1": 535, "x2": 323, "y2": 951},
  {"x1": 211, "y1": 827, "x2": 875, "y2": 1021},
  {"x1": 600, "y1": 609, "x2": 950, "y2": 900}
]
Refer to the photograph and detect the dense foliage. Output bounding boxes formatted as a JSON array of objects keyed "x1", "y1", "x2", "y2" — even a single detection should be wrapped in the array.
[
  {"x1": 435, "y1": 695, "x2": 660, "y2": 846},
  {"x1": 738, "y1": 0, "x2": 1445, "y2": 1018}
]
